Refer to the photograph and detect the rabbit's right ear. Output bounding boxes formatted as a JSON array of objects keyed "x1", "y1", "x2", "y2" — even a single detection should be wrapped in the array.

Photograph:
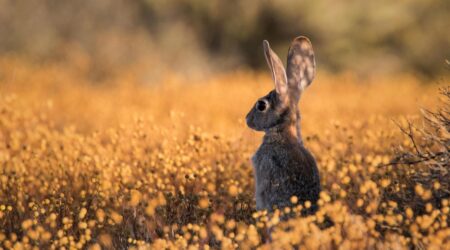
[
  {"x1": 286, "y1": 36, "x2": 316, "y2": 102},
  {"x1": 263, "y1": 40, "x2": 289, "y2": 103}
]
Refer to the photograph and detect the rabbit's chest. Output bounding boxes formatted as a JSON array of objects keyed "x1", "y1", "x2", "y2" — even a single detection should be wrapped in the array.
[{"x1": 251, "y1": 144, "x2": 288, "y2": 172}]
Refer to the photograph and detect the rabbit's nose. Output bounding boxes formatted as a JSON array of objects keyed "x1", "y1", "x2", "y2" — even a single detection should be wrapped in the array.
[{"x1": 245, "y1": 115, "x2": 252, "y2": 127}]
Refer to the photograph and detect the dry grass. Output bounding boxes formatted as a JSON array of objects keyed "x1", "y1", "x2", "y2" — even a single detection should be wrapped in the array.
[{"x1": 0, "y1": 58, "x2": 448, "y2": 249}]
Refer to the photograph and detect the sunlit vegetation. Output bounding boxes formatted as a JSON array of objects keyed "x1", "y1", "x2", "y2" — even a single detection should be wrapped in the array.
[{"x1": 0, "y1": 59, "x2": 448, "y2": 249}]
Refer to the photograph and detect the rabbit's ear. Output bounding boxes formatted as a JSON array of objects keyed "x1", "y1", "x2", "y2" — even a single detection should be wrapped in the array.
[
  {"x1": 286, "y1": 36, "x2": 316, "y2": 102},
  {"x1": 263, "y1": 40, "x2": 288, "y2": 102}
]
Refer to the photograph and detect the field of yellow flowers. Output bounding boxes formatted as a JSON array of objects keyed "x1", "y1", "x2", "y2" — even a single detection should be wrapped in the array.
[{"x1": 0, "y1": 58, "x2": 448, "y2": 249}]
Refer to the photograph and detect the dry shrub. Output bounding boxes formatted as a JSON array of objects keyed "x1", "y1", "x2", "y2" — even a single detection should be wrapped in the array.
[{"x1": 375, "y1": 87, "x2": 449, "y2": 244}]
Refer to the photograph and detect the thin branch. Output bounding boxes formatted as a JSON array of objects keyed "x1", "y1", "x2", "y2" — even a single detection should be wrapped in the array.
[{"x1": 392, "y1": 119, "x2": 423, "y2": 157}]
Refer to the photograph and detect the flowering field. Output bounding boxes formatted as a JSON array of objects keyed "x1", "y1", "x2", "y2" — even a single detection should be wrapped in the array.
[{"x1": 0, "y1": 59, "x2": 448, "y2": 249}]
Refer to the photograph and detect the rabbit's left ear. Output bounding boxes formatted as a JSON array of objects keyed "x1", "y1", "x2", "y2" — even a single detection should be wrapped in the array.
[
  {"x1": 263, "y1": 40, "x2": 289, "y2": 103},
  {"x1": 286, "y1": 36, "x2": 316, "y2": 102}
]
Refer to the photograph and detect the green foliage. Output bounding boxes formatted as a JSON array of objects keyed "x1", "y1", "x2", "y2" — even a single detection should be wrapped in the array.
[{"x1": 0, "y1": 0, "x2": 448, "y2": 77}]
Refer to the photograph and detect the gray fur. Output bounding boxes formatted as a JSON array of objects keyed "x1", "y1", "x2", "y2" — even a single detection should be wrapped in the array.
[{"x1": 246, "y1": 36, "x2": 320, "y2": 212}]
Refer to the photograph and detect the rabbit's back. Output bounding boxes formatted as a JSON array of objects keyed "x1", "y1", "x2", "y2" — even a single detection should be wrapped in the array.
[{"x1": 252, "y1": 141, "x2": 320, "y2": 211}]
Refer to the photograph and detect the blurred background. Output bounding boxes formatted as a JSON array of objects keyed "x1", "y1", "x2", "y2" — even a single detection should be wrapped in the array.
[{"x1": 0, "y1": 0, "x2": 449, "y2": 81}]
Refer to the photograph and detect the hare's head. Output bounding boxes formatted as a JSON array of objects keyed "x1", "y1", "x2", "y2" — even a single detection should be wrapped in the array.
[{"x1": 246, "y1": 36, "x2": 316, "y2": 138}]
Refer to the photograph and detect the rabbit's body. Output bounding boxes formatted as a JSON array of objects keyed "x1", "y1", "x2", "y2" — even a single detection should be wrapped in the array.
[
  {"x1": 246, "y1": 36, "x2": 321, "y2": 212},
  {"x1": 252, "y1": 129, "x2": 320, "y2": 211}
]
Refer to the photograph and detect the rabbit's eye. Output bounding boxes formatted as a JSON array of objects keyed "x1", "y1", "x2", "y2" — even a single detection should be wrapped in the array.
[{"x1": 256, "y1": 100, "x2": 268, "y2": 112}]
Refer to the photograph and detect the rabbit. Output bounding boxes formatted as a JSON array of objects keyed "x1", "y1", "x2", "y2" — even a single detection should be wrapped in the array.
[{"x1": 246, "y1": 36, "x2": 321, "y2": 213}]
